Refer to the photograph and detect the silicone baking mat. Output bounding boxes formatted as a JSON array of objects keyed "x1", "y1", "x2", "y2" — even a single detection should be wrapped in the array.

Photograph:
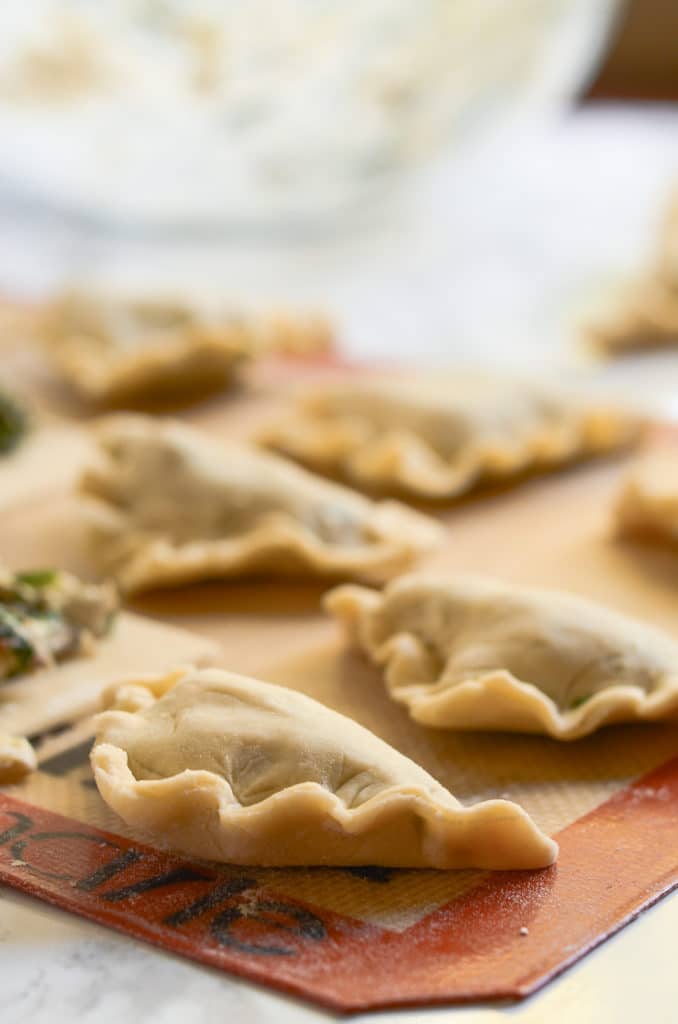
[{"x1": 3, "y1": 342, "x2": 678, "y2": 1012}]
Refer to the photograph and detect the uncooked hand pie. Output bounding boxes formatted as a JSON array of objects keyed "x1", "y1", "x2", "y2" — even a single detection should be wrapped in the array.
[
  {"x1": 40, "y1": 290, "x2": 333, "y2": 405},
  {"x1": 260, "y1": 373, "x2": 638, "y2": 499},
  {"x1": 588, "y1": 279, "x2": 678, "y2": 356},
  {"x1": 614, "y1": 451, "x2": 678, "y2": 544},
  {"x1": 79, "y1": 415, "x2": 443, "y2": 593},
  {"x1": 588, "y1": 189, "x2": 678, "y2": 355},
  {"x1": 91, "y1": 666, "x2": 558, "y2": 869},
  {"x1": 326, "y1": 574, "x2": 678, "y2": 740},
  {"x1": 0, "y1": 733, "x2": 37, "y2": 783}
]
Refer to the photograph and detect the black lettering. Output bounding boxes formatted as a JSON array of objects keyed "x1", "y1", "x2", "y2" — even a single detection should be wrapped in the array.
[
  {"x1": 10, "y1": 830, "x2": 124, "y2": 882},
  {"x1": 210, "y1": 898, "x2": 326, "y2": 956},
  {"x1": 0, "y1": 811, "x2": 33, "y2": 847},
  {"x1": 165, "y1": 877, "x2": 255, "y2": 927},
  {"x1": 102, "y1": 866, "x2": 212, "y2": 902},
  {"x1": 77, "y1": 848, "x2": 144, "y2": 892}
]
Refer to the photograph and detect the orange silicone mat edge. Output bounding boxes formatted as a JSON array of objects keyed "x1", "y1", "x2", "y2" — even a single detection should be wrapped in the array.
[{"x1": 3, "y1": 753, "x2": 678, "y2": 1014}]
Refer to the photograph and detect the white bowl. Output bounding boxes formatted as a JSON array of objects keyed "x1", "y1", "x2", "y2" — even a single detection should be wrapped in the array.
[{"x1": 0, "y1": 0, "x2": 625, "y2": 230}]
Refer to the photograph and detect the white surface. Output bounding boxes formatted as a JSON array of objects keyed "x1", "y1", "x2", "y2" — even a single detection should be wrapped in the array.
[
  {"x1": 3, "y1": 104, "x2": 678, "y2": 1022},
  {"x1": 0, "y1": 0, "x2": 619, "y2": 225}
]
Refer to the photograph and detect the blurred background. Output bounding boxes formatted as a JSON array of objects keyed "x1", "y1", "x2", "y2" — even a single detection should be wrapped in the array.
[{"x1": 0, "y1": 0, "x2": 677, "y2": 381}]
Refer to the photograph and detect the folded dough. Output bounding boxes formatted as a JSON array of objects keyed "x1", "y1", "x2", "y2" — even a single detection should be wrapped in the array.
[
  {"x1": 40, "y1": 291, "x2": 332, "y2": 404},
  {"x1": 260, "y1": 373, "x2": 638, "y2": 499},
  {"x1": 615, "y1": 451, "x2": 678, "y2": 544},
  {"x1": 91, "y1": 667, "x2": 557, "y2": 869},
  {"x1": 588, "y1": 189, "x2": 678, "y2": 355},
  {"x1": 0, "y1": 733, "x2": 37, "y2": 783},
  {"x1": 79, "y1": 415, "x2": 443, "y2": 593},
  {"x1": 588, "y1": 279, "x2": 678, "y2": 356},
  {"x1": 326, "y1": 575, "x2": 678, "y2": 740}
]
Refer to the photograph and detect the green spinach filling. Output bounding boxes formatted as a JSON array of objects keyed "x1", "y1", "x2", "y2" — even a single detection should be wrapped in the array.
[
  {"x1": 0, "y1": 390, "x2": 28, "y2": 455},
  {"x1": 0, "y1": 569, "x2": 117, "y2": 682}
]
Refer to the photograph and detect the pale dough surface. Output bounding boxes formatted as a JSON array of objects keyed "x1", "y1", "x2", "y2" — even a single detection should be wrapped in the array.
[
  {"x1": 615, "y1": 449, "x2": 678, "y2": 544},
  {"x1": 326, "y1": 574, "x2": 678, "y2": 740},
  {"x1": 80, "y1": 415, "x2": 443, "y2": 592},
  {"x1": 40, "y1": 291, "x2": 332, "y2": 404},
  {"x1": 261, "y1": 373, "x2": 639, "y2": 498},
  {"x1": 588, "y1": 190, "x2": 678, "y2": 355},
  {"x1": 0, "y1": 733, "x2": 36, "y2": 783},
  {"x1": 91, "y1": 666, "x2": 557, "y2": 869}
]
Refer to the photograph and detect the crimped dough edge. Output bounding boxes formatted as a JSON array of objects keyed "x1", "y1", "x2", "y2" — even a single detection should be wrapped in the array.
[
  {"x1": 40, "y1": 294, "x2": 334, "y2": 403},
  {"x1": 85, "y1": 502, "x2": 443, "y2": 594},
  {"x1": 45, "y1": 332, "x2": 248, "y2": 403},
  {"x1": 91, "y1": 669, "x2": 557, "y2": 870},
  {"x1": 325, "y1": 583, "x2": 678, "y2": 742},
  {"x1": 79, "y1": 418, "x2": 444, "y2": 592},
  {"x1": 261, "y1": 395, "x2": 640, "y2": 500},
  {"x1": 614, "y1": 453, "x2": 678, "y2": 545}
]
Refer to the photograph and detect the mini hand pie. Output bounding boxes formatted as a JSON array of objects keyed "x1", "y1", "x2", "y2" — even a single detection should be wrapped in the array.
[
  {"x1": 588, "y1": 190, "x2": 678, "y2": 356},
  {"x1": 615, "y1": 451, "x2": 678, "y2": 544},
  {"x1": 588, "y1": 279, "x2": 678, "y2": 356},
  {"x1": 41, "y1": 291, "x2": 332, "y2": 405},
  {"x1": 326, "y1": 575, "x2": 678, "y2": 740},
  {"x1": 260, "y1": 374, "x2": 638, "y2": 499},
  {"x1": 91, "y1": 667, "x2": 557, "y2": 869},
  {"x1": 0, "y1": 733, "x2": 37, "y2": 783},
  {"x1": 79, "y1": 416, "x2": 443, "y2": 593}
]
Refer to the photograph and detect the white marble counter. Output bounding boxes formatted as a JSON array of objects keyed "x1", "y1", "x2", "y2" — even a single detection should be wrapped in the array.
[{"x1": 3, "y1": 105, "x2": 678, "y2": 1023}]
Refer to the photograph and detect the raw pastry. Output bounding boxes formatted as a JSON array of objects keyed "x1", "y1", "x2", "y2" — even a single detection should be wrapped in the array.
[
  {"x1": 40, "y1": 290, "x2": 332, "y2": 404},
  {"x1": 0, "y1": 567, "x2": 117, "y2": 681},
  {"x1": 79, "y1": 415, "x2": 443, "y2": 593},
  {"x1": 588, "y1": 189, "x2": 678, "y2": 355},
  {"x1": 615, "y1": 451, "x2": 678, "y2": 544},
  {"x1": 588, "y1": 278, "x2": 678, "y2": 356},
  {"x1": 326, "y1": 574, "x2": 678, "y2": 740},
  {"x1": 91, "y1": 666, "x2": 557, "y2": 869},
  {"x1": 0, "y1": 733, "x2": 37, "y2": 783},
  {"x1": 260, "y1": 373, "x2": 638, "y2": 499}
]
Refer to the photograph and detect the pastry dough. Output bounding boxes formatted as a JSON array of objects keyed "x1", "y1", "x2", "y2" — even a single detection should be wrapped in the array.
[
  {"x1": 79, "y1": 415, "x2": 443, "y2": 593},
  {"x1": 588, "y1": 189, "x2": 678, "y2": 355},
  {"x1": 326, "y1": 574, "x2": 678, "y2": 740},
  {"x1": 0, "y1": 733, "x2": 37, "y2": 783},
  {"x1": 260, "y1": 374, "x2": 638, "y2": 499},
  {"x1": 41, "y1": 291, "x2": 332, "y2": 404},
  {"x1": 588, "y1": 279, "x2": 678, "y2": 356},
  {"x1": 615, "y1": 451, "x2": 678, "y2": 544},
  {"x1": 91, "y1": 667, "x2": 557, "y2": 869}
]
